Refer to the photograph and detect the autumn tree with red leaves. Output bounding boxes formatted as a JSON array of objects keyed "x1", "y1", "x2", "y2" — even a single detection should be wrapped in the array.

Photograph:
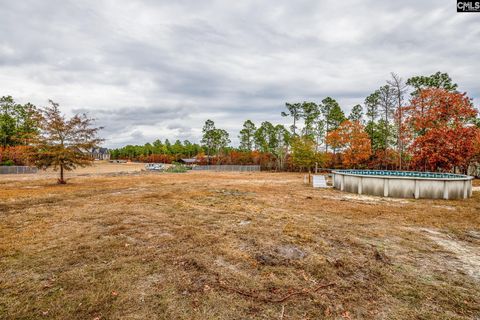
[
  {"x1": 472, "y1": 131, "x2": 480, "y2": 176},
  {"x1": 404, "y1": 88, "x2": 479, "y2": 173}
]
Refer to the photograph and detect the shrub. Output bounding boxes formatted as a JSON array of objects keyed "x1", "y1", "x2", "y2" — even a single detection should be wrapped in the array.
[
  {"x1": 1, "y1": 160, "x2": 15, "y2": 166},
  {"x1": 165, "y1": 163, "x2": 188, "y2": 173}
]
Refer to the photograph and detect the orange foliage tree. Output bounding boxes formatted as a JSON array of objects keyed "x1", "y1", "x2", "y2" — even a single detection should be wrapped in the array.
[
  {"x1": 138, "y1": 154, "x2": 174, "y2": 164},
  {"x1": 0, "y1": 146, "x2": 34, "y2": 165},
  {"x1": 404, "y1": 88, "x2": 479, "y2": 173},
  {"x1": 33, "y1": 101, "x2": 103, "y2": 184},
  {"x1": 368, "y1": 149, "x2": 401, "y2": 170},
  {"x1": 326, "y1": 120, "x2": 372, "y2": 168}
]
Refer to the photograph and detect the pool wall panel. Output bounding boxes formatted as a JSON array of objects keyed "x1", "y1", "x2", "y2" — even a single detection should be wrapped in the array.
[{"x1": 388, "y1": 179, "x2": 415, "y2": 198}]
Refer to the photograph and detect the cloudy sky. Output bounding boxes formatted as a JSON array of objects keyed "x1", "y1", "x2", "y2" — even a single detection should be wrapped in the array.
[{"x1": 1, "y1": 0, "x2": 479, "y2": 148}]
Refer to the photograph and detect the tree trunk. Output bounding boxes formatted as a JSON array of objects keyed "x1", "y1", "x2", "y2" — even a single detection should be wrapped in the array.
[
  {"x1": 325, "y1": 123, "x2": 329, "y2": 153},
  {"x1": 58, "y1": 165, "x2": 66, "y2": 184},
  {"x1": 397, "y1": 104, "x2": 403, "y2": 171}
]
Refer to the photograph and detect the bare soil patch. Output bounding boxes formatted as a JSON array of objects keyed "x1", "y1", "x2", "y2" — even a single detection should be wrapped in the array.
[{"x1": 418, "y1": 228, "x2": 480, "y2": 281}]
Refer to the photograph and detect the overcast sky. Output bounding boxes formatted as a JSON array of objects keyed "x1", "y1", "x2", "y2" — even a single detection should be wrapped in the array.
[{"x1": 1, "y1": 0, "x2": 479, "y2": 148}]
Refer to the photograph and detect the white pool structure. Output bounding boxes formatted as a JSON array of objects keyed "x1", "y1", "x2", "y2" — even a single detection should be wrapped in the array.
[{"x1": 332, "y1": 170, "x2": 473, "y2": 200}]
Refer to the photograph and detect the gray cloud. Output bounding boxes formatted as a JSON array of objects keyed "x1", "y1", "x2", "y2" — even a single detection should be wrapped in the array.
[{"x1": 1, "y1": 0, "x2": 479, "y2": 148}]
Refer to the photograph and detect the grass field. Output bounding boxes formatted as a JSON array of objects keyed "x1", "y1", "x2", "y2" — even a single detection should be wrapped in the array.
[{"x1": 1, "y1": 163, "x2": 479, "y2": 319}]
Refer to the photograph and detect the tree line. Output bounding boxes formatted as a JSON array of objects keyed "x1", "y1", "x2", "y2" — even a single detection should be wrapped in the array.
[
  {"x1": 109, "y1": 72, "x2": 480, "y2": 174},
  {"x1": 2, "y1": 71, "x2": 480, "y2": 176}
]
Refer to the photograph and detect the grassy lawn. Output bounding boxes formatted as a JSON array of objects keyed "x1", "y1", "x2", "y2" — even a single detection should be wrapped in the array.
[{"x1": 1, "y1": 168, "x2": 479, "y2": 319}]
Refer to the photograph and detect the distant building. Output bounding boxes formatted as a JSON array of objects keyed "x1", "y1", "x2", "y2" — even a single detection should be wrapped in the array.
[
  {"x1": 178, "y1": 158, "x2": 198, "y2": 165},
  {"x1": 91, "y1": 148, "x2": 110, "y2": 160}
]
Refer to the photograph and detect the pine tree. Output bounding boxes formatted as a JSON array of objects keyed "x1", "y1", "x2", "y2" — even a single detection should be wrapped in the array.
[
  {"x1": 348, "y1": 104, "x2": 363, "y2": 123},
  {"x1": 281, "y1": 103, "x2": 303, "y2": 135},
  {"x1": 320, "y1": 97, "x2": 346, "y2": 152},
  {"x1": 239, "y1": 120, "x2": 256, "y2": 151}
]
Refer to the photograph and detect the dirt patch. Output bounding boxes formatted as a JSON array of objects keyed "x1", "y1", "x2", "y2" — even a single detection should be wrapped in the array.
[
  {"x1": 321, "y1": 192, "x2": 410, "y2": 205},
  {"x1": 255, "y1": 244, "x2": 307, "y2": 266},
  {"x1": 419, "y1": 228, "x2": 480, "y2": 281}
]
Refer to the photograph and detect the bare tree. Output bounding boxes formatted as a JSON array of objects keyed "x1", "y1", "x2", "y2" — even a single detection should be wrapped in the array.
[
  {"x1": 378, "y1": 84, "x2": 396, "y2": 149},
  {"x1": 387, "y1": 72, "x2": 407, "y2": 169}
]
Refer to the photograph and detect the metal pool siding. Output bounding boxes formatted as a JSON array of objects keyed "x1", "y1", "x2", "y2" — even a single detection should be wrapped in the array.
[{"x1": 332, "y1": 171, "x2": 473, "y2": 200}]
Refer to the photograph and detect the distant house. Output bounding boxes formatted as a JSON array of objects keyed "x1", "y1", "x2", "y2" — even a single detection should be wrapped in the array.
[{"x1": 91, "y1": 148, "x2": 110, "y2": 160}]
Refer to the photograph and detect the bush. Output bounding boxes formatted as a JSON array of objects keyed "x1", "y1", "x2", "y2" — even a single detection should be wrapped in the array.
[
  {"x1": 165, "y1": 163, "x2": 188, "y2": 173},
  {"x1": 1, "y1": 160, "x2": 15, "y2": 166}
]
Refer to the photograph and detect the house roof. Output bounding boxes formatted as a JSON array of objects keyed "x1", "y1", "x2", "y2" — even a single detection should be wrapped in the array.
[
  {"x1": 179, "y1": 158, "x2": 198, "y2": 163},
  {"x1": 91, "y1": 148, "x2": 109, "y2": 154}
]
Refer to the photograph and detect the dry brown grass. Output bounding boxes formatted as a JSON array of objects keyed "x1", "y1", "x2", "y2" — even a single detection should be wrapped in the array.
[{"x1": 1, "y1": 164, "x2": 480, "y2": 319}]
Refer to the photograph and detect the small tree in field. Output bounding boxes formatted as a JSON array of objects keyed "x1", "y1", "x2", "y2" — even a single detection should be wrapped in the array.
[
  {"x1": 33, "y1": 100, "x2": 103, "y2": 184},
  {"x1": 290, "y1": 136, "x2": 326, "y2": 172}
]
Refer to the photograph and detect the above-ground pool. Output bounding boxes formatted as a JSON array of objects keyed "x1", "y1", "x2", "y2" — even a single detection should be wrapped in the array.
[{"x1": 332, "y1": 170, "x2": 473, "y2": 200}]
